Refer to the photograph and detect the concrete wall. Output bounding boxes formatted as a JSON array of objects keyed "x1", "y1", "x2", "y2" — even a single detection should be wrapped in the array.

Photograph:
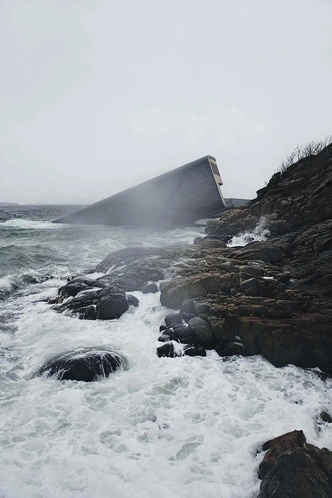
[{"x1": 54, "y1": 156, "x2": 226, "y2": 226}]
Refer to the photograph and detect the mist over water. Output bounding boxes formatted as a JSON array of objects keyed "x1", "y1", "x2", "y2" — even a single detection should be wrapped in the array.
[{"x1": 0, "y1": 206, "x2": 331, "y2": 498}]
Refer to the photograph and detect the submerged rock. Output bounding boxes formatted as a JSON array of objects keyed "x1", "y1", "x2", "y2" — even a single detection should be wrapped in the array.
[
  {"x1": 38, "y1": 349, "x2": 125, "y2": 382},
  {"x1": 157, "y1": 342, "x2": 183, "y2": 358},
  {"x1": 319, "y1": 411, "x2": 332, "y2": 424},
  {"x1": 126, "y1": 294, "x2": 140, "y2": 307},
  {"x1": 183, "y1": 344, "x2": 206, "y2": 357},
  {"x1": 258, "y1": 430, "x2": 332, "y2": 498},
  {"x1": 53, "y1": 281, "x2": 138, "y2": 321}
]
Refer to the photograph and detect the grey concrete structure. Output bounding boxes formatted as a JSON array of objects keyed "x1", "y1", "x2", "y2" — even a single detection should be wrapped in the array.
[{"x1": 53, "y1": 155, "x2": 226, "y2": 226}]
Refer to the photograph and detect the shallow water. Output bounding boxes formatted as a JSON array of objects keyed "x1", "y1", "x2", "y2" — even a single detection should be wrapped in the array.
[{"x1": 0, "y1": 206, "x2": 331, "y2": 498}]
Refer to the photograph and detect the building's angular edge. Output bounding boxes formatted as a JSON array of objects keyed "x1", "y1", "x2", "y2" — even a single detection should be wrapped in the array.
[{"x1": 53, "y1": 155, "x2": 226, "y2": 226}]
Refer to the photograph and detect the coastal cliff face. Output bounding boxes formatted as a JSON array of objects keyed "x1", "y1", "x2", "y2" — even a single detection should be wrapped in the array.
[
  {"x1": 206, "y1": 141, "x2": 332, "y2": 235},
  {"x1": 59, "y1": 142, "x2": 332, "y2": 374},
  {"x1": 151, "y1": 143, "x2": 332, "y2": 374}
]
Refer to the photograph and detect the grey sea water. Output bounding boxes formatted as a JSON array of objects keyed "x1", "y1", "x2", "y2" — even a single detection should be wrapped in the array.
[{"x1": 0, "y1": 205, "x2": 331, "y2": 498}]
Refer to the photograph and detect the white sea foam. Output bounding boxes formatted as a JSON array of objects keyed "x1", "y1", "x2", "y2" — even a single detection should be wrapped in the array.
[
  {"x1": 0, "y1": 276, "x2": 13, "y2": 290},
  {"x1": 1, "y1": 214, "x2": 331, "y2": 498},
  {"x1": 227, "y1": 218, "x2": 270, "y2": 247},
  {"x1": 0, "y1": 276, "x2": 331, "y2": 498},
  {"x1": 0, "y1": 218, "x2": 61, "y2": 230}
]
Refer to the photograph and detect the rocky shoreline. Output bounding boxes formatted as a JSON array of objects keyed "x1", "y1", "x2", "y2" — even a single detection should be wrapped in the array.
[{"x1": 45, "y1": 142, "x2": 332, "y2": 497}]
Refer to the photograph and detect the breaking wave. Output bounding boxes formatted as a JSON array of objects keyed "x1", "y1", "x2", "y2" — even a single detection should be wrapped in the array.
[
  {"x1": 227, "y1": 218, "x2": 271, "y2": 247},
  {"x1": 0, "y1": 218, "x2": 61, "y2": 230}
]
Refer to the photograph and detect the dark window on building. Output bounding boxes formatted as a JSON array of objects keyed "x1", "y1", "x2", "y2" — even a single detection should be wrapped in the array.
[{"x1": 210, "y1": 162, "x2": 220, "y2": 177}]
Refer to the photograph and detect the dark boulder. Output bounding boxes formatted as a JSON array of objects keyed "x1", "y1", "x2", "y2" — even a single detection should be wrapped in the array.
[
  {"x1": 160, "y1": 273, "x2": 221, "y2": 310},
  {"x1": 258, "y1": 430, "x2": 332, "y2": 498},
  {"x1": 168, "y1": 323, "x2": 196, "y2": 344},
  {"x1": 58, "y1": 278, "x2": 104, "y2": 299},
  {"x1": 58, "y1": 280, "x2": 90, "y2": 299},
  {"x1": 158, "y1": 333, "x2": 172, "y2": 342},
  {"x1": 114, "y1": 276, "x2": 140, "y2": 292},
  {"x1": 158, "y1": 316, "x2": 216, "y2": 350},
  {"x1": 183, "y1": 344, "x2": 207, "y2": 357},
  {"x1": 142, "y1": 282, "x2": 159, "y2": 294},
  {"x1": 194, "y1": 238, "x2": 227, "y2": 249},
  {"x1": 53, "y1": 289, "x2": 100, "y2": 313},
  {"x1": 320, "y1": 411, "x2": 332, "y2": 424},
  {"x1": 38, "y1": 349, "x2": 124, "y2": 382},
  {"x1": 216, "y1": 336, "x2": 244, "y2": 357},
  {"x1": 53, "y1": 283, "x2": 137, "y2": 321},
  {"x1": 165, "y1": 313, "x2": 183, "y2": 328},
  {"x1": 204, "y1": 234, "x2": 232, "y2": 243},
  {"x1": 180, "y1": 312, "x2": 195, "y2": 322},
  {"x1": 187, "y1": 317, "x2": 215, "y2": 349},
  {"x1": 96, "y1": 292, "x2": 129, "y2": 320},
  {"x1": 82, "y1": 305, "x2": 96, "y2": 320},
  {"x1": 127, "y1": 294, "x2": 139, "y2": 307},
  {"x1": 157, "y1": 342, "x2": 182, "y2": 358}
]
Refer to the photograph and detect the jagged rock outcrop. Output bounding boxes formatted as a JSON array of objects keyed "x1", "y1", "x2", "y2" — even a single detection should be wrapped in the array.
[
  {"x1": 257, "y1": 430, "x2": 332, "y2": 498},
  {"x1": 156, "y1": 143, "x2": 332, "y2": 373},
  {"x1": 206, "y1": 142, "x2": 332, "y2": 236},
  {"x1": 51, "y1": 278, "x2": 139, "y2": 320}
]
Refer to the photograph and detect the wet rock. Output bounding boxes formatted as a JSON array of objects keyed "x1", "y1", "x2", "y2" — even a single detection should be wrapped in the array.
[
  {"x1": 115, "y1": 276, "x2": 140, "y2": 291},
  {"x1": 180, "y1": 299, "x2": 196, "y2": 315},
  {"x1": 204, "y1": 234, "x2": 232, "y2": 243},
  {"x1": 58, "y1": 280, "x2": 89, "y2": 298},
  {"x1": 160, "y1": 273, "x2": 221, "y2": 309},
  {"x1": 187, "y1": 317, "x2": 215, "y2": 349},
  {"x1": 194, "y1": 238, "x2": 227, "y2": 249},
  {"x1": 142, "y1": 282, "x2": 158, "y2": 294},
  {"x1": 95, "y1": 246, "x2": 177, "y2": 280},
  {"x1": 164, "y1": 313, "x2": 183, "y2": 328},
  {"x1": 205, "y1": 209, "x2": 258, "y2": 237},
  {"x1": 96, "y1": 292, "x2": 129, "y2": 320},
  {"x1": 54, "y1": 280, "x2": 139, "y2": 321},
  {"x1": 232, "y1": 242, "x2": 286, "y2": 264},
  {"x1": 82, "y1": 305, "x2": 96, "y2": 320},
  {"x1": 38, "y1": 349, "x2": 124, "y2": 382},
  {"x1": 258, "y1": 430, "x2": 332, "y2": 498},
  {"x1": 258, "y1": 314, "x2": 332, "y2": 374},
  {"x1": 58, "y1": 278, "x2": 105, "y2": 299},
  {"x1": 242, "y1": 265, "x2": 266, "y2": 278},
  {"x1": 158, "y1": 333, "x2": 172, "y2": 342},
  {"x1": 215, "y1": 336, "x2": 244, "y2": 357},
  {"x1": 183, "y1": 344, "x2": 207, "y2": 357},
  {"x1": 240, "y1": 278, "x2": 260, "y2": 296},
  {"x1": 157, "y1": 342, "x2": 182, "y2": 358},
  {"x1": 319, "y1": 411, "x2": 332, "y2": 424},
  {"x1": 127, "y1": 294, "x2": 139, "y2": 307},
  {"x1": 53, "y1": 289, "x2": 101, "y2": 314},
  {"x1": 193, "y1": 236, "x2": 204, "y2": 244}
]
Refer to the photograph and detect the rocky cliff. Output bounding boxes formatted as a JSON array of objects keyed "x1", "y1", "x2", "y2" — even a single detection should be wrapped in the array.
[{"x1": 49, "y1": 141, "x2": 332, "y2": 497}]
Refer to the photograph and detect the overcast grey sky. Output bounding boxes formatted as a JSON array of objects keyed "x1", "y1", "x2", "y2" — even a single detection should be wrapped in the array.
[{"x1": 1, "y1": 0, "x2": 331, "y2": 204}]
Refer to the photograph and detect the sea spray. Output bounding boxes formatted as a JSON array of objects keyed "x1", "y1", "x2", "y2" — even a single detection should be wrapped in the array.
[{"x1": 227, "y1": 217, "x2": 270, "y2": 247}]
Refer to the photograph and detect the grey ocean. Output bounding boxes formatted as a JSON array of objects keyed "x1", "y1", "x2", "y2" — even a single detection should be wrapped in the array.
[{"x1": 0, "y1": 205, "x2": 331, "y2": 498}]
